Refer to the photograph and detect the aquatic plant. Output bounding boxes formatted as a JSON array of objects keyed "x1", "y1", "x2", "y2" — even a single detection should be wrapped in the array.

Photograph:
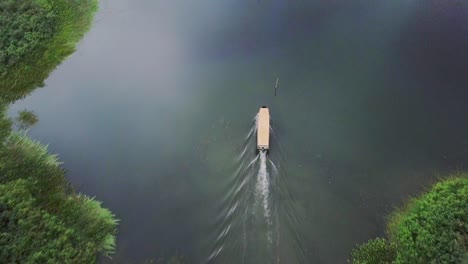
[{"x1": 0, "y1": 0, "x2": 98, "y2": 101}]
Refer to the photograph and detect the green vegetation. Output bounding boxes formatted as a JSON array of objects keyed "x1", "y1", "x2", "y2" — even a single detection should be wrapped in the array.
[
  {"x1": 15, "y1": 109, "x2": 38, "y2": 130},
  {"x1": 0, "y1": 179, "x2": 116, "y2": 263},
  {"x1": 389, "y1": 176, "x2": 468, "y2": 264},
  {"x1": 0, "y1": 0, "x2": 98, "y2": 101},
  {"x1": 351, "y1": 238, "x2": 396, "y2": 264},
  {"x1": 351, "y1": 175, "x2": 468, "y2": 264},
  {"x1": 0, "y1": 0, "x2": 118, "y2": 262},
  {"x1": 0, "y1": 109, "x2": 118, "y2": 262}
]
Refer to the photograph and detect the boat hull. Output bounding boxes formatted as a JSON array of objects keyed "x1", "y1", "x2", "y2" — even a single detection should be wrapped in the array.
[{"x1": 257, "y1": 106, "x2": 270, "y2": 151}]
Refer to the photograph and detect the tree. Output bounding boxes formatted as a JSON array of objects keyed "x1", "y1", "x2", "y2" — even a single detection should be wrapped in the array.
[
  {"x1": 0, "y1": 0, "x2": 98, "y2": 102},
  {"x1": 15, "y1": 109, "x2": 38, "y2": 130},
  {"x1": 351, "y1": 175, "x2": 468, "y2": 264},
  {"x1": 388, "y1": 176, "x2": 468, "y2": 264}
]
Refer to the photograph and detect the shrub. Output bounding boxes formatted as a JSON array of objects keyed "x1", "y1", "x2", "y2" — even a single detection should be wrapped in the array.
[
  {"x1": 60, "y1": 195, "x2": 118, "y2": 256},
  {"x1": 0, "y1": 131, "x2": 118, "y2": 262},
  {"x1": 0, "y1": 179, "x2": 96, "y2": 263},
  {"x1": 351, "y1": 175, "x2": 468, "y2": 264},
  {"x1": 351, "y1": 238, "x2": 397, "y2": 264},
  {"x1": 0, "y1": 132, "x2": 67, "y2": 210},
  {"x1": 388, "y1": 176, "x2": 468, "y2": 264}
]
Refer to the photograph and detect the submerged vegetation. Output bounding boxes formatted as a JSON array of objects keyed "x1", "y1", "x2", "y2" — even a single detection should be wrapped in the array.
[
  {"x1": 0, "y1": 0, "x2": 98, "y2": 101},
  {"x1": 0, "y1": 0, "x2": 117, "y2": 262},
  {"x1": 351, "y1": 175, "x2": 468, "y2": 264}
]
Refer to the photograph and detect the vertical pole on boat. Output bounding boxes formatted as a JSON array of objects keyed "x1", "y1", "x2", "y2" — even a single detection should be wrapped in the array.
[{"x1": 275, "y1": 76, "x2": 279, "y2": 96}]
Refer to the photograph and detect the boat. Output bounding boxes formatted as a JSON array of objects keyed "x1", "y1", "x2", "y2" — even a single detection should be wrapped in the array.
[{"x1": 257, "y1": 106, "x2": 270, "y2": 151}]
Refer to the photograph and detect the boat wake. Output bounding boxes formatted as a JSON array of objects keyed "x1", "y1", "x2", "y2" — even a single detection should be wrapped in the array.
[{"x1": 206, "y1": 114, "x2": 309, "y2": 264}]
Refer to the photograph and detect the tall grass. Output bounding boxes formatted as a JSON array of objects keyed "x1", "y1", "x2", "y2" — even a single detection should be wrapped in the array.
[
  {"x1": 0, "y1": 132, "x2": 118, "y2": 261},
  {"x1": 78, "y1": 195, "x2": 119, "y2": 256},
  {"x1": 0, "y1": 1, "x2": 119, "y2": 262}
]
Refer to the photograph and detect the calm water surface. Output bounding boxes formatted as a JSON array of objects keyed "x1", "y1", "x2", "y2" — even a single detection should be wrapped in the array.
[{"x1": 11, "y1": 0, "x2": 468, "y2": 263}]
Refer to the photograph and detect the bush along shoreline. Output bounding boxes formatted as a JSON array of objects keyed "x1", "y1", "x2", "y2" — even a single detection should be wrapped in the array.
[
  {"x1": 351, "y1": 174, "x2": 468, "y2": 264},
  {"x1": 0, "y1": 0, "x2": 98, "y2": 101},
  {"x1": 0, "y1": 0, "x2": 118, "y2": 263}
]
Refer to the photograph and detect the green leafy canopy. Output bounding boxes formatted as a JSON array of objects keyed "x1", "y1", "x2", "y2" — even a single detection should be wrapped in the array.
[
  {"x1": 351, "y1": 175, "x2": 468, "y2": 264},
  {"x1": 0, "y1": 0, "x2": 98, "y2": 102}
]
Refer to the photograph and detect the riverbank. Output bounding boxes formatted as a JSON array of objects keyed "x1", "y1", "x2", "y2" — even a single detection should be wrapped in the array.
[
  {"x1": 0, "y1": 0, "x2": 98, "y2": 101},
  {"x1": 351, "y1": 174, "x2": 468, "y2": 263},
  {"x1": 0, "y1": 0, "x2": 118, "y2": 262}
]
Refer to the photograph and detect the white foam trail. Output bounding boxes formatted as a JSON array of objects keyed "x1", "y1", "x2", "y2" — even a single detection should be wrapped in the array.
[
  {"x1": 270, "y1": 125, "x2": 277, "y2": 138},
  {"x1": 226, "y1": 202, "x2": 238, "y2": 218},
  {"x1": 234, "y1": 175, "x2": 249, "y2": 197},
  {"x1": 268, "y1": 157, "x2": 278, "y2": 176},
  {"x1": 256, "y1": 151, "x2": 273, "y2": 244},
  {"x1": 257, "y1": 151, "x2": 271, "y2": 224},
  {"x1": 238, "y1": 113, "x2": 257, "y2": 163},
  {"x1": 245, "y1": 113, "x2": 259, "y2": 139},
  {"x1": 216, "y1": 224, "x2": 231, "y2": 242},
  {"x1": 236, "y1": 143, "x2": 251, "y2": 162},
  {"x1": 246, "y1": 125, "x2": 256, "y2": 140},
  {"x1": 208, "y1": 245, "x2": 223, "y2": 261},
  {"x1": 247, "y1": 155, "x2": 259, "y2": 169}
]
